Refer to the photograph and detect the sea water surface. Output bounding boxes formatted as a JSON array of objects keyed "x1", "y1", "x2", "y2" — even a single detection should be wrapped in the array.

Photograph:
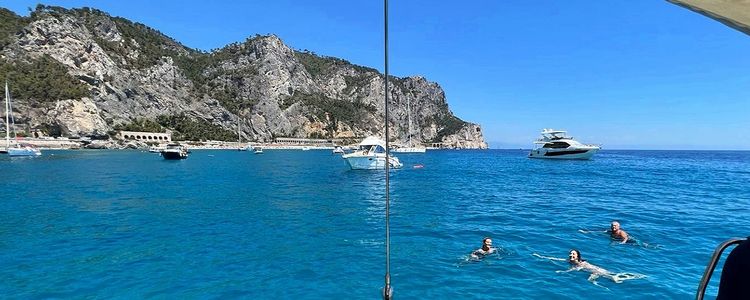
[{"x1": 1, "y1": 149, "x2": 748, "y2": 299}]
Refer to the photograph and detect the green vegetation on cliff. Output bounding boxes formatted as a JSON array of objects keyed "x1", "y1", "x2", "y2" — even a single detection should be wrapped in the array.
[
  {"x1": 116, "y1": 115, "x2": 236, "y2": 141},
  {"x1": 291, "y1": 91, "x2": 377, "y2": 124},
  {"x1": 0, "y1": 55, "x2": 89, "y2": 102},
  {"x1": 295, "y1": 50, "x2": 377, "y2": 78},
  {"x1": 156, "y1": 114, "x2": 235, "y2": 141},
  {"x1": 114, "y1": 118, "x2": 163, "y2": 133},
  {"x1": 59, "y1": 5, "x2": 192, "y2": 69},
  {"x1": 1, "y1": 9, "x2": 89, "y2": 102},
  {"x1": 0, "y1": 8, "x2": 30, "y2": 49},
  {"x1": 429, "y1": 115, "x2": 466, "y2": 143}
]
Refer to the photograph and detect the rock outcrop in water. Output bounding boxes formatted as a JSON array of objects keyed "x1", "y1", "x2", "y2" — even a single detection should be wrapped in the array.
[{"x1": 0, "y1": 5, "x2": 487, "y2": 149}]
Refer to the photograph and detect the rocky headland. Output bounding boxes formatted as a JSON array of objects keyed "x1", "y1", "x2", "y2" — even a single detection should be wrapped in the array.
[{"x1": 0, "y1": 5, "x2": 487, "y2": 149}]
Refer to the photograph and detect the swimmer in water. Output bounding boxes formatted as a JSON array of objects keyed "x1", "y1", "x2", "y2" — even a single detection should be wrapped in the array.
[
  {"x1": 552, "y1": 249, "x2": 645, "y2": 284},
  {"x1": 470, "y1": 237, "x2": 497, "y2": 259},
  {"x1": 608, "y1": 221, "x2": 629, "y2": 244}
]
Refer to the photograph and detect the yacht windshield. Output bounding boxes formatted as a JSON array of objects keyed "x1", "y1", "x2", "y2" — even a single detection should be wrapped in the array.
[{"x1": 543, "y1": 142, "x2": 570, "y2": 149}]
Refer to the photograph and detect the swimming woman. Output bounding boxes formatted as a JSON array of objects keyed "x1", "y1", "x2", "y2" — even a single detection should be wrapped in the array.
[
  {"x1": 534, "y1": 249, "x2": 645, "y2": 284},
  {"x1": 470, "y1": 237, "x2": 497, "y2": 260}
]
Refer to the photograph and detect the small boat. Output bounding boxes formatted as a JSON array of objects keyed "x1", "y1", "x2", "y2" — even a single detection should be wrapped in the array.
[
  {"x1": 333, "y1": 146, "x2": 345, "y2": 154},
  {"x1": 302, "y1": 146, "x2": 310, "y2": 151},
  {"x1": 342, "y1": 136, "x2": 403, "y2": 170},
  {"x1": 392, "y1": 146, "x2": 426, "y2": 153},
  {"x1": 8, "y1": 144, "x2": 41, "y2": 156},
  {"x1": 160, "y1": 143, "x2": 188, "y2": 160},
  {"x1": 528, "y1": 129, "x2": 600, "y2": 160},
  {"x1": 254, "y1": 147, "x2": 264, "y2": 154}
]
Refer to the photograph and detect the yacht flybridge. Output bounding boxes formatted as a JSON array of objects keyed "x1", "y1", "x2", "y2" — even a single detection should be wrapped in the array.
[
  {"x1": 528, "y1": 129, "x2": 600, "y2": 160},
  {"x1": 342, "y1": 136, "x2": 403, "y2": 170}
]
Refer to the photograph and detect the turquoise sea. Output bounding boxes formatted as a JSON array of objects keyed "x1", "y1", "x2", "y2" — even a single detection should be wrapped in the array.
[{"x1": 1, "y1": 149, "x2": 748, "y2": 299}]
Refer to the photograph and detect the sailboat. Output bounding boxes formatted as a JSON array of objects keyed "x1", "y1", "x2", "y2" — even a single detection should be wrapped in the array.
[
  {"x1": 4, "y1": 82, "x2": 41, "y2": 156},
  {"x1": 237, "y1": 118, "x2": 248, "y2": 151},
  {"x1": 392, "y1": 96, "x2": 425, "y2": 153}
]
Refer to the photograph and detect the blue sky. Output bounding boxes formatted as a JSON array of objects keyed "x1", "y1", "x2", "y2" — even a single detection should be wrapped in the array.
[{"x1": 4, "y1": 1, "x2": 750, "y2": 149}]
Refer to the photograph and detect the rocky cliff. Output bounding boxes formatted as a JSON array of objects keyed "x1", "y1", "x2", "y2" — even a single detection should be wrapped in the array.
[{"x1": 0, "y1": 5, "x2": 487, "y2": 149}]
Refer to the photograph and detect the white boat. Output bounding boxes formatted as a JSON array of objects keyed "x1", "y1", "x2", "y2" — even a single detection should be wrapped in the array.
[
  {"x1": 301, "y1": 146, "x2": 310, "y2": 151},
  {"x1": 148, "y1": 145, "x2": 166, "y2": 153},
  {"x1": 392, "y1": 96, "x2": 426, "y2": 153},
  {"x1": 4, "y1": 82, "x2": 41, "y2": 157},
  {"x1": 332, "y1": 146, "x2": 345, "y2": 154},
  {"x1": 528, "y1": 129, "x2": 600, "y2": 160},
  {"x1": 392, "y1": 146, "x2": 426, "y2": 153},
  {"x1": 254, "y1": 146, "x2": 264, "y2": 154},
  {"x1": 342, "y1": 136, "x2": 403, "y2": 170},
  {"x1": 8, "y1": 145, "x2": 41, "y2": 156},
  {"x1": 160, "y1": 143, "x2": 188, "y2": 159}
]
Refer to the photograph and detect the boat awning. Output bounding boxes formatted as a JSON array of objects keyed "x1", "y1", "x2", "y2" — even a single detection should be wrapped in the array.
[
  {"x1": 359, "y1": 136, "x2": 386, "y2": 147},
  {"x1": 668, "y1": 0, "x2": 750, "y2": 36}
]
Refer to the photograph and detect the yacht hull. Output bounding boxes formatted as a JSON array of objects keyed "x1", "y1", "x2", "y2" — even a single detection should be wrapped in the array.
[
  {"x1": 392, "y1": 147, "x2": 426, "y2": 153},
  {"x1": 8, "y1": 147, "x2": 41, "y2": 156},
  {"x1": 161, "y1": 150, "x2": 187, "y2": 160},
  {"x1": 528, "y1": 148, "x2": 598, "y2": 160},
  {"x1": 343, "y1": 155, "x2": 403, "y2": 170}
]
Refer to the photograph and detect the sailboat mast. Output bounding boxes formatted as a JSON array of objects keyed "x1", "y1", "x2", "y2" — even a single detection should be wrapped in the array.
[
  {"x1": 4, "y1": 82, "x2": 9, "y2": 148},
  {"x1": 407, "y1": 97, "x2": 412, "y2": 147}
]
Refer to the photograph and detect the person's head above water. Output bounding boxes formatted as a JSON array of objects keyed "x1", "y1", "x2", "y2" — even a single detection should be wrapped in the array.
[
  {"x1": 611, "y1": 221, "x2": 621, "y2": 232},
  {"x1": 482, "y1": 237, "x2": 493, "y2": 250},
  {"x1": 568, "y1": 249, "x2": 584, "y2": 264}
]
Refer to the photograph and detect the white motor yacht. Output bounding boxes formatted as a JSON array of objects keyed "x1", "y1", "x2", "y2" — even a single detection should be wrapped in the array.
[
  {"x1": 332, "y1": 146, "x2": 345, "y2": 154},
  {"x1": 528, "y1": 129, "x2": 600, "y2": 160},
  {"x1": 342, "y1": 136, "x2": 403, "y2": 170},
  {"x1": 254, "y1": 146, "x2": 264, "y2": 154}
]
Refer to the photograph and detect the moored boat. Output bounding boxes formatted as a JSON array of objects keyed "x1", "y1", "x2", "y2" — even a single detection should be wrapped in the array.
[
  {"x1": 160, "y1": 143, "x2": 188, "y2": 160},
  {"x1": 528, "y1": 129, "x2": 600, "y2": 160},
  {"x1": 342, "y1": 136, "x2": 403, "y2": 170},
  {"x1": 8, "y1": 144, "x2": 41, "y2": 156},
  {"x1": 4, "y1": 82, "x2": 41, "y2": 157}
]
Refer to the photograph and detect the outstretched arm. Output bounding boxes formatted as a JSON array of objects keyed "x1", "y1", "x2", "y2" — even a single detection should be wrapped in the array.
[
  {"x1": 533, "y1": 253, "x2": 566, "y2": 262},
  {"x1": 556, "y1": 267, "x2": 577, "y2": 273},
  {"x1": 579, "y1": 228, "x2": 607, "y2": 234}
]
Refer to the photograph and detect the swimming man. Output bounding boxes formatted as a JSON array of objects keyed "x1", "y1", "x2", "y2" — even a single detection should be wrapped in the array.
[{"x1": 608, "y1": 221, "x2": 629, "y2": 244}]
